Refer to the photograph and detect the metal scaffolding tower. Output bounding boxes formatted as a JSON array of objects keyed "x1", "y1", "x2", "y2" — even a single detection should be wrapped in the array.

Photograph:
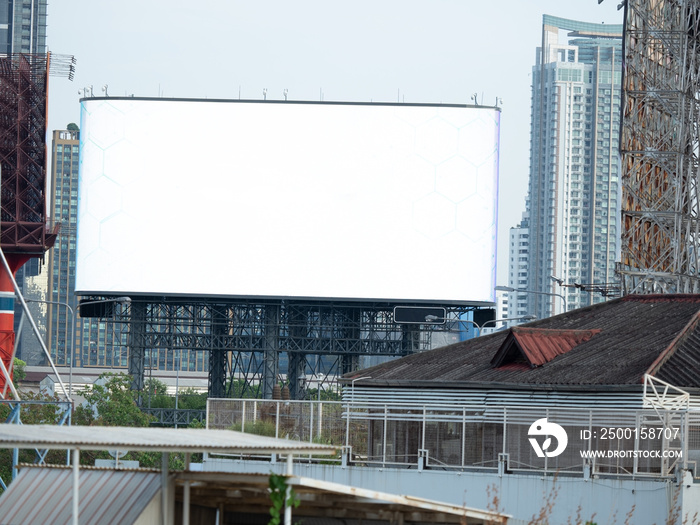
[{"x1": 619, "y1": 0, "x2": 700, "y2": 293}]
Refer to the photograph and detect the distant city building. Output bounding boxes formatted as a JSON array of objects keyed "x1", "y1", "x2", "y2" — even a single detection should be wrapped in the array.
[
  {"x1": 506, "y1": 212, "x2": 529, "y2": 322},
  {"x1": 524, "y1": 15, "x2": 622, "y2": 318},
  {"x1": 45, "y1": 129, "x2": 80, "y2": 367},
  {"x1": 496, "y1": 290, "x2": 508, "y2": 322},
  {"x1": 45, "y1": 128, "x2": 133, "y2": 368},
  {"x1": 16, "y1": 128, "x2": 129, "y2": 368},
  {"x1": 0, "y1": 0, "x2": 47, "y2": 54},
  {"x1": 14, "y1": 257, "x2": 48, "y2": 365},
  {"x1": 481, "y1": 289, "x2": 509, "y2": 334}
]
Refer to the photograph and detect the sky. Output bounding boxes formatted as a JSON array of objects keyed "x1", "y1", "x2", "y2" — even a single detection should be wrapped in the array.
[{"x1": 45, "y1": 0, "x2": 624, "y2": 285}]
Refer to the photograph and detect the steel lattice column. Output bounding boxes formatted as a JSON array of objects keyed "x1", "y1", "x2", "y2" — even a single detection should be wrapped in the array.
[
  {"x1": 208, "y1": 305, "x2": 227, "y2": 398},
  {"x1": 128, "y1": 301, "x2": 146, "y2": 400},
  {"x1": 619, "y1": 0, "x2": 700, "y2": 293},
  {"x1": 401, "y1": 323, "x2": 420, "y2": 353},
  {"x1": 287, "y1": 351, "x2": 306, "y2": 400},
  {"x1": 340, "y1": 307, "x2": 361, "y2": 374},
  {"x1": 262, "y1": 304, "x2": 280, "y2": 399},
  {"x1": 286, "y1": 304, "x2": 307, "y2": 400}
]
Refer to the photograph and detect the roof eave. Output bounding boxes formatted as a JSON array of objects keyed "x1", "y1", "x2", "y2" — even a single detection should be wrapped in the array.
[{"x1": 342, "y1": 378, "x2": 651, "y2": 393}]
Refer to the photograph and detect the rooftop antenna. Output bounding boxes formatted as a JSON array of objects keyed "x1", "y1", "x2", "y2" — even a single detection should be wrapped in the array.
[
  {"x1": 283, "y1": 88, "x2": 288, "y2": 101},
  {"x1": 263, "y1": 88, "x2": 267, "y2": 100},
  {"x1": 102, "y1": 84, "x2": 109, "y2": 97},
  {"x1": 471, "y1": 93, "x2": 478, "y2": 105}
]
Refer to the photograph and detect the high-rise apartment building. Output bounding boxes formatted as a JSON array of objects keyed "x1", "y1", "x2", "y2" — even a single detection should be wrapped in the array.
[
  {"x1": 523, "y1": 15, "x2": 622, "y2": 319},
  {"x1": 46, "y1": 128, "x2": 132, "y2": 368},
  {"x1": 45, "y1": 129, "x2": 80, "y2": 367},
  {"x1": 0, "y1": 0, "x2": 47, "y2": 54},
  {"x1": 506, "y1": 213, "x2": 529, "y2": 320}
]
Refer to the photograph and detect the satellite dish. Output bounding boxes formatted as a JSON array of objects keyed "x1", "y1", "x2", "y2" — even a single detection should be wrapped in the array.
[{"x1": 108, "y1": 449, "x2": 128, "y2": 459}]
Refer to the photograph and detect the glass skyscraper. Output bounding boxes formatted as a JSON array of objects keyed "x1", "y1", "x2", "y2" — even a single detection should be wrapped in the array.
[
  {"x1": 45, "y1": 129, "x2": 80, "y2": 366},
  {"x1": 0, "y1": 0, "x2": 47, "y2": 54},
  {"x1": 518, "y1": 15, "x2": 623, "y2": 319}
]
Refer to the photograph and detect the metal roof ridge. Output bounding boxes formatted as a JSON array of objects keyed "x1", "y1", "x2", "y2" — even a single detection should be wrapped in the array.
[
  {"x1": 622, "y1": 293, "x2": 700, "y2": 302},
  {"x1": 644, "y1": 310, "x2": 700, "y2": 380},
  {"x1": 510, "y1": 327, "x2": 601, "y2": 335}
]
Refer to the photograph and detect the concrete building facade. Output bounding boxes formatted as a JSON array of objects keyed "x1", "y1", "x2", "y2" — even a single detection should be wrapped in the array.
[{"x1": 505, "y1": 214, "x2": 529, "y2": 322}]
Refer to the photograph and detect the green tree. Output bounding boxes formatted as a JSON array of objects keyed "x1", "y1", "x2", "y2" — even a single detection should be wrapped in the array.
[
  {"x1": 227, "y1": 378, "x2": 262, "y2": 398},
  {"x1": 178, "y1": 388, "x2": 207, "y2": 410},
  {"x1": 12, "y1": 358, "x2": 26, "y2": 382},
  {"x1": 74, "y1": 372, "x2": 152, "y2": 427},
  {"x1": 305, "y1": 387, "x2": 341, "y2": 401},
  {"x1": 66, "y1": 122, "x2": 79, "y2": 131},
  {"x1": 145, "y1": 377, "x2": 168, "y2": 396},
  {"x1": 144, "y1": 378, "x2": 174, "y2": 409}
]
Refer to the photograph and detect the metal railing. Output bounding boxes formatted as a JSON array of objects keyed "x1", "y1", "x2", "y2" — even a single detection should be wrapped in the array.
[
  {"x1": 1, "y1": 399, "x2": 73, "y2": 490},
  {"x1": 207, "y1": 398, "x2": 700, "y2": 478},
  {"x1": 142, "y1": 407, "x2": 206, "y2": 427}
]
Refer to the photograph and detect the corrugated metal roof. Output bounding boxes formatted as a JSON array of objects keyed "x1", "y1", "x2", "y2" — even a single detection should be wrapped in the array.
[
  {"x1": 0, "y1": 425, "x2": 338, "y2": 455},
  {"x1": 342, "y1": 294, "x2": 700, "y2": 389},
  {"x1": 0, "y1": 467, "x2": 160, "y2": 525},
  {"x1": 654, "y1": 316, "x2": 700, "y2": 386}
]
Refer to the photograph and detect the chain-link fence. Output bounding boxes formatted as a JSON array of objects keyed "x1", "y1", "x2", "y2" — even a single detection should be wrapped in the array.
[{"x1": 208, "y1": 398, "x2": 700, "y2": 477}]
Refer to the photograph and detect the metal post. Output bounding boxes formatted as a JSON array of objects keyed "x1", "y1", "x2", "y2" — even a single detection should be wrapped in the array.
[
  {"x1": 383, "y1": 404, "x2": 389, "y2": 465},
  {"x1": 72, "y1": 448, "x2": 79, "y2": 525},
  {"x1": 495, "y1": 285, "x2": 566, "y2": 314},
  {"x1": 174, "y1": 349, "x2": 180, "y2": 429},
  {"x1": 462, "y1": 407, "x2": 466, "y2": 467},
  {"x1": 284, "y1": 454, "x2": 293, "y2": 525},
  {"x1": 346, "y1": 376, "x2": 370, "y2": 449},
  {"x1": 183, "y1": 453, "x2": 191, "y2": 525},
  {"x1": 309, "y1": 399, "x2": 314, "y2": 443},
  {"x1": 25, "y1": 299, "x2": 74, "y2": 396},
  {"x1": 161, "y1": 452, "x2": 169, "y2": 525}
]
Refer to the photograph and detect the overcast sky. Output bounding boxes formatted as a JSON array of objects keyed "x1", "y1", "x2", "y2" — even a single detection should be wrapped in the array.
[{"x1": 45, "y1": 0, "x2": 624, "y2": 285}]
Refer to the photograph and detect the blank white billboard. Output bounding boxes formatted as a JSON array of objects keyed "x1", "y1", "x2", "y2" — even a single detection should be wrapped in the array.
[{"x1": 77, "y1": 98, "x2": 499, "y2": 304}]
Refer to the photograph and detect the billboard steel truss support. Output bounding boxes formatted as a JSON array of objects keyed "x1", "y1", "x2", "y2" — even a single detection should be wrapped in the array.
[{"x1": 108, "y1": 297, "x2": 475, "y2": 401}]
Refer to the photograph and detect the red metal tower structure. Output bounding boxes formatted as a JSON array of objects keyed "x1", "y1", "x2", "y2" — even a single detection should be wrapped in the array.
[{"x1": 0, "y1": 53, "x2": 59, "y2": 394}]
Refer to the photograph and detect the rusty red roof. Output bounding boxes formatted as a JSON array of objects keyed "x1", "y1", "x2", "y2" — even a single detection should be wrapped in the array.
[
  {"x1": 491, "y1": 328, "x2": 601, "y2": 367},
  {"x1": 343, "y1": 294, "x2": 700, "y2": 390}
]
